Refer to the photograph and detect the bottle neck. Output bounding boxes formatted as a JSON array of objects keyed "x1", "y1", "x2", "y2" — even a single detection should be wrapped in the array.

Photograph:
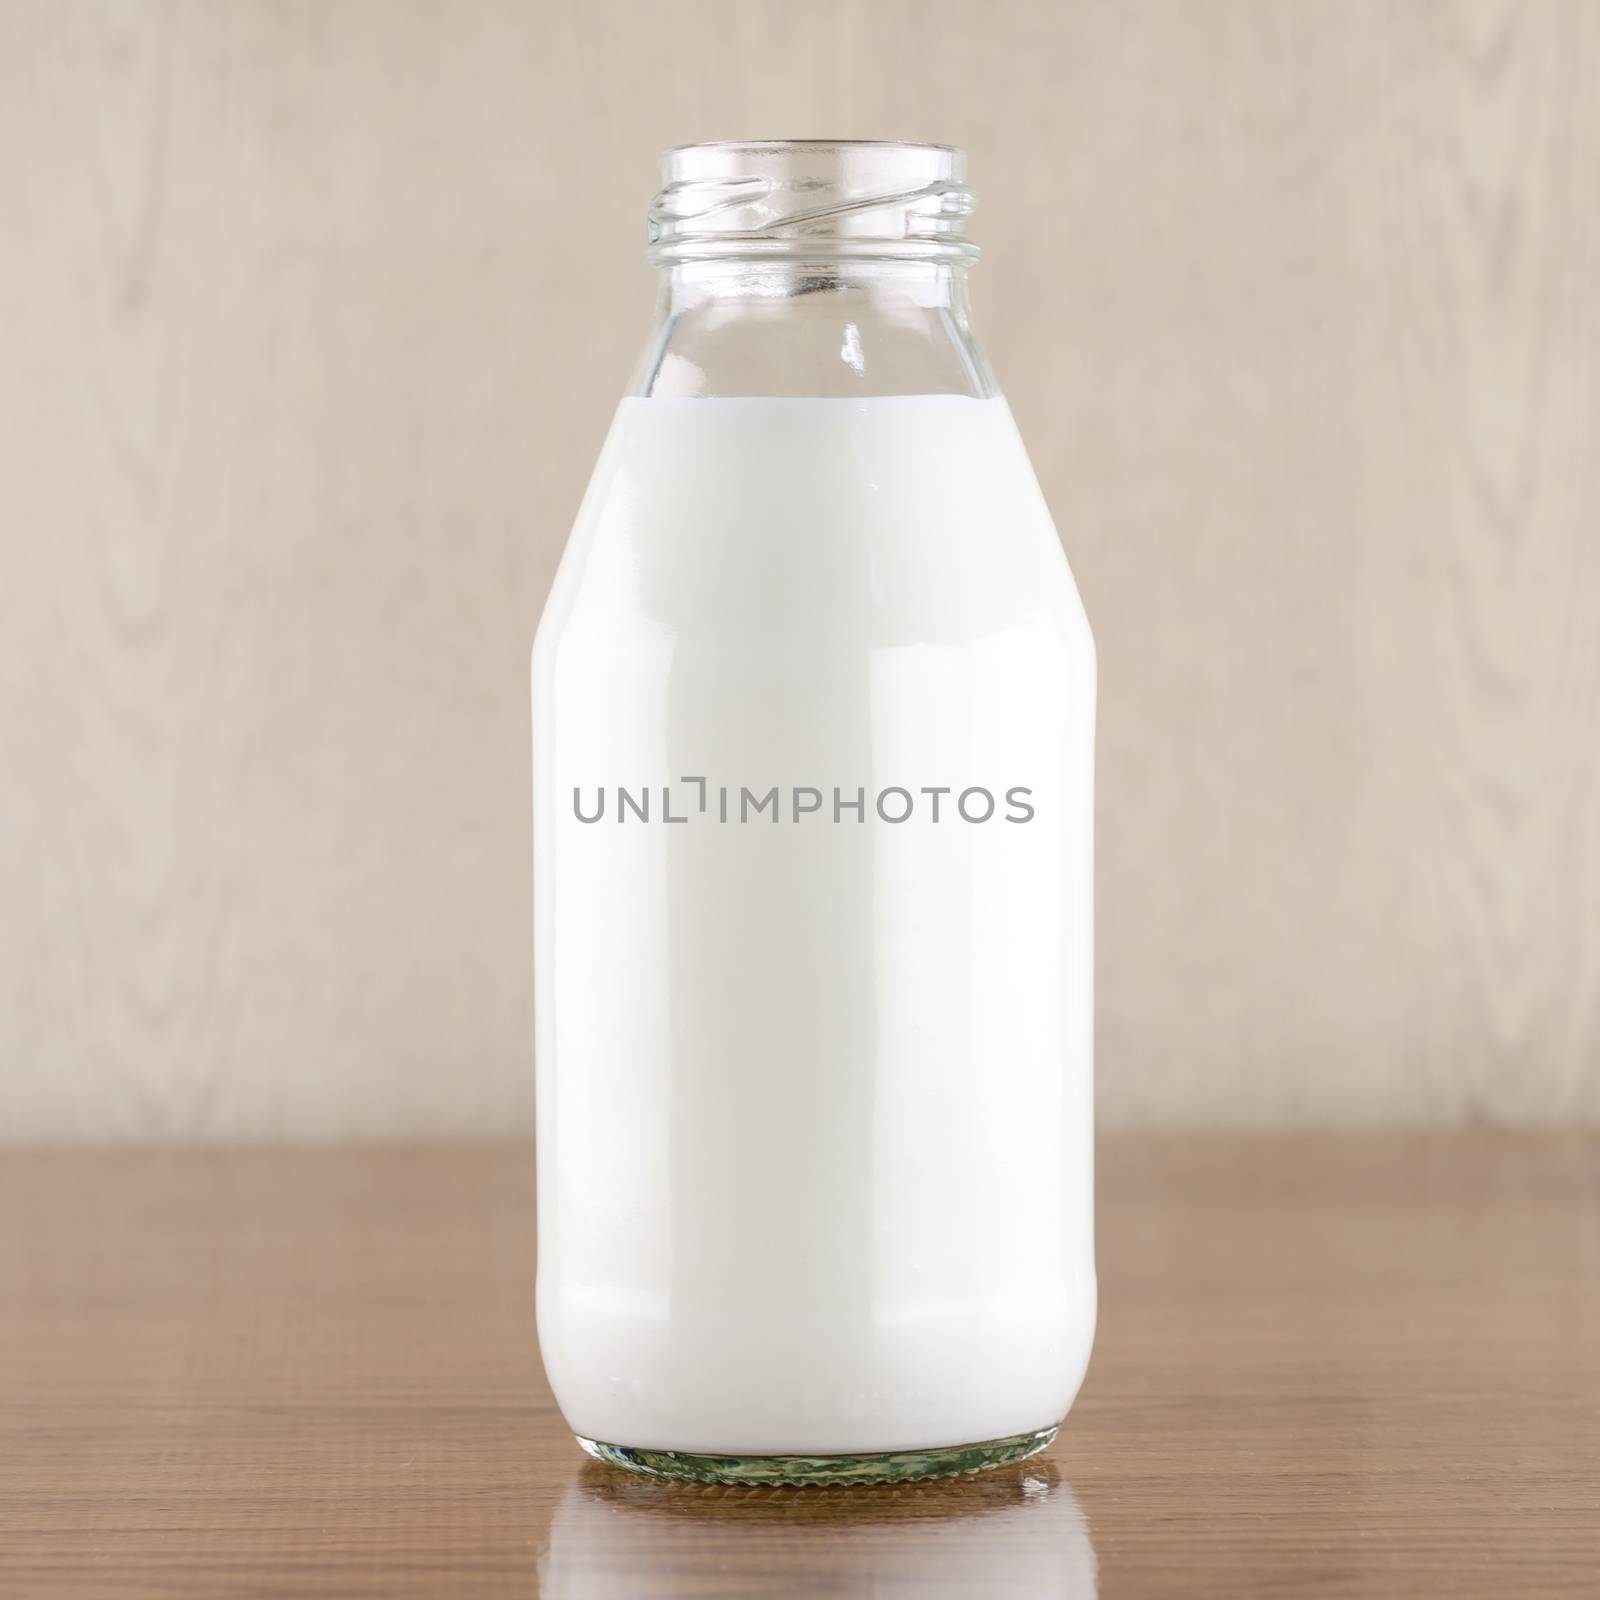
[{"x1": 632, "y1": 259, "x2": 997, "y2": 401}]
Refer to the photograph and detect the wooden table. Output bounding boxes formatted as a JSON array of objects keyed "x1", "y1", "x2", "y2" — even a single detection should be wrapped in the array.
[{"x1": 2, "y1": 1135, "x2": 1595, "y2": 1597}]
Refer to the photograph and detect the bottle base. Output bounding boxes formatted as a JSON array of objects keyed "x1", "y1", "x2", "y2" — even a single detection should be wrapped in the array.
[{"x1": 574, "y1": 1425, "x2": 1057, "y2": 1487}]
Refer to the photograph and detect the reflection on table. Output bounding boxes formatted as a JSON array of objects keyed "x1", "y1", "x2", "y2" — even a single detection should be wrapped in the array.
[{"x1": 539, "y1": 1457, "x2": 1097, "y2": 1598}]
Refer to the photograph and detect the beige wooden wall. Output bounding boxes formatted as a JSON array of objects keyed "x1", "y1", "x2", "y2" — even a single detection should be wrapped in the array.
[{"x1": 2, "y1": 0, "x2": 1597, "y2": 1140}]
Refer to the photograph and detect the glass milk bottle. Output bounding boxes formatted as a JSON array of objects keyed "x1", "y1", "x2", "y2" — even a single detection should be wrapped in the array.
[{"x1": 533, "y1": 141, "x2": 1095, "y2": 1486}]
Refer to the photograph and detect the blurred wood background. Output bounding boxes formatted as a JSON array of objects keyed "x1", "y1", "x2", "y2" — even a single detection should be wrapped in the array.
[{"x1": 1, "y1": 0, "x2": 1597, "y2": 1139}]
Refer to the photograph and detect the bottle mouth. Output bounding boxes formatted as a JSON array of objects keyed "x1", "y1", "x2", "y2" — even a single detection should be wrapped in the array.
[{"x1": 647, "y1": 140, "x2": 978, "y2": 266}]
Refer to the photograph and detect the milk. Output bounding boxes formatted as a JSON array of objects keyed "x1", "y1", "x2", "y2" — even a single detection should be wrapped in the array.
[{"x1": 533, "y1": 394, "x2": 1095, "y2": 1456}]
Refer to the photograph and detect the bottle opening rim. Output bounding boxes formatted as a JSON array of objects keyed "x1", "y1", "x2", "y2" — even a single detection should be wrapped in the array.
[
  {"x1": 661, "y1": 139, "x2": 961, "y2": 157},
  {"x1": 648, "y1": 140, "x2": 977, "y2": 266}
]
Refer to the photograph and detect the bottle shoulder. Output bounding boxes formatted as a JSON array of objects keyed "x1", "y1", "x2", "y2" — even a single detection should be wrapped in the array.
[{"x1": 539, "y1": 394, "x2": 1086, "y2": 647}]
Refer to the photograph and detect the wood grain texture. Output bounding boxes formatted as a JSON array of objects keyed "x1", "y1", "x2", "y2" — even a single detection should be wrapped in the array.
[
  {"x1": 1, "y1": 2, "x2": 1599, "y2": 1136},
  {"x1": 0, "y1": 1134, "x2": 1595, "y2": 1595}
]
